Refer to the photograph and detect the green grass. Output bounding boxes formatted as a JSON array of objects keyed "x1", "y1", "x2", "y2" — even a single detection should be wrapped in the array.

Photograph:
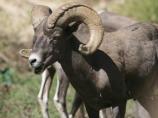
[
  {"x1": 0, "y1": 68, "x2": 140, "y2": 118},
  {"x1": 0, "y1": 69, "x2": 75, "y2": 118}
]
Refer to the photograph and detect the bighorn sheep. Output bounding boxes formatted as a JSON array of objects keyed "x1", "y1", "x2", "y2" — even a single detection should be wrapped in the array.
[
  {"x1": 28, "y1": 3, "x2": 158, "y2": 117},
  {"x1": 21, "y1": 2, "x2": 158, "y2": 118},
  {"x1": 20, "y1": 9, "x2": 138, "y2": 118},
  {"x1": 27, "y1": 2, "x2": 128, "y2": 117}
]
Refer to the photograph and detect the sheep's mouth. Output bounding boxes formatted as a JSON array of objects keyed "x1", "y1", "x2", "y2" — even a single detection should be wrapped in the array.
[
  {"x1": 33, "y1": 64, "x2": 44, "y2": 74},
  {"x1": 33, "y1": 55, "x2": 56, "y2": 74}
]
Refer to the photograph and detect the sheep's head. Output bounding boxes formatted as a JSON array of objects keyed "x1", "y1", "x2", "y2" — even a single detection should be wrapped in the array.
[{"x1": 23, "y1": 2, "x2": 104, "y2": 74}]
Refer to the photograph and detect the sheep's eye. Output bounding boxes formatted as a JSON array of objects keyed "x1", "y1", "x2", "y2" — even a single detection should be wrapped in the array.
[{"x1": 33, "y1": 35, "x2": 37, "y2": 45}]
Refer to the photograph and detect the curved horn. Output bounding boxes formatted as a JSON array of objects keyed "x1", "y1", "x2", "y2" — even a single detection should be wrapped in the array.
[
  {"x1": 32, "y1": 5, "x2": 52, "y2": 29},
  {"x1": 45, "y1": 2, "x2": 104, "y2": 55},
  {"x1": 19, "y1": 49, "x2": 32, "y2": 59}
]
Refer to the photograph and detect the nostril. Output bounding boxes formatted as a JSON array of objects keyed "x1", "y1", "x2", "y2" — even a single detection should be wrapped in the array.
[{"x1": 30, "y1": 59, "x2": 37, "y2": 65}]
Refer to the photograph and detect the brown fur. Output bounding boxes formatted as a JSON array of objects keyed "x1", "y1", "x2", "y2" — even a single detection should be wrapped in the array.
[{"x1": 28, "y1": 4, "x2": 158, "y2": 118}]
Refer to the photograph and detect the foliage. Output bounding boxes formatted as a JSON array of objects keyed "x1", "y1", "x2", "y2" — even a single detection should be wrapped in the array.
[{"x1": 0, "y1": 69, "x2": 75, "y2": 118}]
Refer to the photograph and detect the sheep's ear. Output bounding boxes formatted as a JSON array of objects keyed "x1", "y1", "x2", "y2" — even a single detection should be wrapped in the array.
[
  {"x1": 32, "y1": 5, "x2": 52, "y2": 30},
  {"x1": 19, "y1": 49, "x2": 32, "y2": 59}
]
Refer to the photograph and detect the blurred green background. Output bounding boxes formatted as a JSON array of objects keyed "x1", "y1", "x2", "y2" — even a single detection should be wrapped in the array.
[{"x1": 0, "y1": 0, "x2": 158, "y2": 118}]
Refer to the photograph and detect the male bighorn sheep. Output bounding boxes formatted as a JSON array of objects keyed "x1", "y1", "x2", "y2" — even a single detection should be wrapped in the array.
[
  {"x1": 27, "y1": 2, "x2": 128, "y2": 118},
  {"x1": 21, "y1": 2, "x2": 158, "y2": 118},
  {"x1": 20, "y1": 10, "x2": 136, "y2": 118}
]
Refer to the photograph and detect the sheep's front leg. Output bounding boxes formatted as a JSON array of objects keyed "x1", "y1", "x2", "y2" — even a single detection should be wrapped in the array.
[
  {"x1": 69, "y1": 92, "x2": 84, "y2": 118},
  {"x1": 100, "y1": 108, "x2": 113, "y2": 118},
  {"x1": 53, "y1": 63, "x2": 69, "y2": 118},
  {"x1": 85, "y1": 103, "x2": 99, "y2": 118},
  {"x1": 38, "y1": 67, "x2": 55, "y2": 118},
  {"x1": 112, "y1": 101, "x2": 126, "y2": 118}
]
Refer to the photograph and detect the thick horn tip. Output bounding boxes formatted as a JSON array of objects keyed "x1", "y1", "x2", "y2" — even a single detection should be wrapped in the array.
[{"x1": 78, "y1": 44, "x2": 94, "y2": 55}]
